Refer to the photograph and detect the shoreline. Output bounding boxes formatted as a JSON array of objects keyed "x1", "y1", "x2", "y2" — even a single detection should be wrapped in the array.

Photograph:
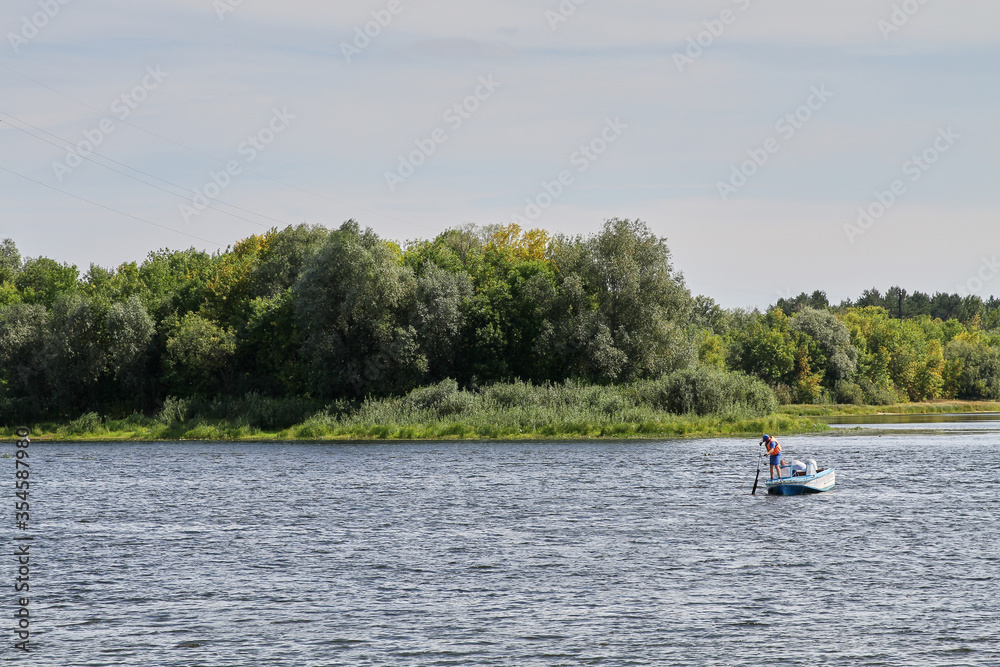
[
  {"x1": 7, "y1": 400, "x2": 999, "y2": 443},
  {"x1": 5, "y1": 418, "x2": 830, "y2": 443},
  {"x1": 779, "y1": 400, "x2": 1000, "y2": 417}
]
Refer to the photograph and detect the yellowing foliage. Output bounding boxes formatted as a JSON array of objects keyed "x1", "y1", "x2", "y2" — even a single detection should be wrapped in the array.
[
  {"x1": 203, "y1": 231, "x2": 274, "y2": 315},
  {"x1": 383, "y1": 240, "x2": 404, "y2": 263},
  {"x1": 485, "y1": 224, "x2": 551, "y2": 264},
  {"x1": 952, "y1": 329, "x2": 983, "y2": 345}
]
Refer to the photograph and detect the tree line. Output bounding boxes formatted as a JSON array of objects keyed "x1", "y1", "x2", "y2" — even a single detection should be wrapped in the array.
[{"x1": 1, "y1": 219, "x2": 999, "y2": 424}]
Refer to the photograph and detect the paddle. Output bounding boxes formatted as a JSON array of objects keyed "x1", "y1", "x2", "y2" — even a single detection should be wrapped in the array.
[{"x1": 751, "y1": 442, "x2": 762, "y2": 495}]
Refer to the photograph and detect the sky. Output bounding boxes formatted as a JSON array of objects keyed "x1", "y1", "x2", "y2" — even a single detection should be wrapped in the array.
[{"x1": 1, "y1": 0, "x2": 998, "y2": 309}]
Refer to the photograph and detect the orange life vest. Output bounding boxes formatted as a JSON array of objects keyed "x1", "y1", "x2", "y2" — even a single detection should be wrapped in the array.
[{"x1": 765, "y1": 438, "x2": 781, "y2": 455}]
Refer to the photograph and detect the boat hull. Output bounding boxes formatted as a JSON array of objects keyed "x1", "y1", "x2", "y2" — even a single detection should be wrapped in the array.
[{"x1": 765, "y1": 468, "x2": 836, "y2": 496}]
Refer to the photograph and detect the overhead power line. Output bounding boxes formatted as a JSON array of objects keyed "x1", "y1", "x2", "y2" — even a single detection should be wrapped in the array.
[
  {"x1": 0, "y1": 164, "x2": 224, "y2": 247},
  {"x1": 0, "y1": 61, "x2": 439, "y2": 234},
  {"x1": 0, "y1": 112, "x2": 284, "y2": 230}
]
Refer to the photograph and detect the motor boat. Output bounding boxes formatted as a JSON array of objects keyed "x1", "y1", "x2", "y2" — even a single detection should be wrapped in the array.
[{"x1": 763, "y1": 458, "x2": 836, "y2": 495}]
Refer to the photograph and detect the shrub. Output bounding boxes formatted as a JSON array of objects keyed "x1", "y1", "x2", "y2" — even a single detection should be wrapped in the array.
[
  {"x1": 156, "y1": 396, "x2": 192, "y2": 424},
  {"x1": 295, "y1": 413, "x2": 334, "y2": 438},
  {"x1": 66, "y1": 412, "x2": 103, "y2": 435},
  {"x1": 771, "y1": 384, "x2": 795, "y2": 405},
  {"x1": 833, "y1": 380, "x2": 865, "y2": 405},
  {"x1": 121, "y1": 411, "x2": 145, "y2": 427},
  {"x1": 857, "y1": 379, "x2": 898, "y2": 406},
  {"x1": 944, "y1": 340, "x2": 1000, "y2": 400},
  {"x1": 480, "y1": 380, "x2": 540, "y2": 409},
  {"x1": 638, "y1": 366, "x2": 777, "y2": 417},
  {"x1": 200, "y1": 393, "x2": 319, "y2": 430},
  {"x1": 403, "y1": 378, "x2": 475, "y2": 417}
]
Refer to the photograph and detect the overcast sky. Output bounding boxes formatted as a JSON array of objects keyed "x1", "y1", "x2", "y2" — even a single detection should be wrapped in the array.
[{"x1": 1, "y1": 0, "x2": 997, "y2": 309}]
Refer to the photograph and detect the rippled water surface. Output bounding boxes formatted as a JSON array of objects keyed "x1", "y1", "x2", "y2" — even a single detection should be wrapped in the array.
[{"x1": 21, "y1": 431, "x2": 1000, "y2": 665}]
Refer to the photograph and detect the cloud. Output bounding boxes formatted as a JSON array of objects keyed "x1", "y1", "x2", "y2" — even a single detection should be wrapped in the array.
[
  {"x1": 2, "y1": 0, "x2": 997, "y2": 306},
  {"x1": 405, "y1": 38, "x2": 519, "y2": 60}
]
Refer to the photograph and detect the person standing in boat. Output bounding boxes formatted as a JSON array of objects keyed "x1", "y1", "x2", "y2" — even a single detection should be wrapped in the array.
[{"x1": 762, "y1": 434, "x2": 783, "y2": 479}]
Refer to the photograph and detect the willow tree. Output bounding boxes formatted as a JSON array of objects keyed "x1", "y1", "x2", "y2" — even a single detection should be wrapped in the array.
[
  {"x1": 294, "y1": 221, "x2": 425, "y2": 398},
  {"x1": 543, "y1": 218, "x2": 694, "y2": 382},
  {"x1": 0, "y1": 303, "x2": 49, "y2": 418}
]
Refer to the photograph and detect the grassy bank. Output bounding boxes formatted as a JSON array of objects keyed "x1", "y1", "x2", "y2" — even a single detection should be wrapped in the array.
[
  {"x1": 9, "y1": 383, "x2": 998, "y2": 443},
  {"x1": 780, "y1": 400, "x2": 1000, "y2": 417},
  {"x1": 5, "y1": 377, "x2": 826, "y2": 442},
  {"x1": 7, "y1": 412, "x2": 827, "y2": 443}
]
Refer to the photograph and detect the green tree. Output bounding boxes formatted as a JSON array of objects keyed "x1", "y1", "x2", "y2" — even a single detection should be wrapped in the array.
[
  {"x1": 0, "y1": 303, "x2": 49, "y2": 418},
  {"x1": 728, "y1": 310, "x2": 796, "y2": 386},
  {"x1": 943, "y1": 337, "x2": 1000, "y2": 399},
  {"x1": 533, "y1": 272, "x2": 628, "y2": 382},
  {"x1": 83, "y1": 262, "x2": 147, "y2": 304},
  {"x1": 855, "y1": 288, "x2": 886, "y2": 310},
  {"x1": 235, "y1": 290, "x2": 304, "y2": 395},
  {"x1": 913, "y1": 339, "x2": 945, "y2": 400},
  {"x1": 695, "y1": 330, "x2": 727, "y2": 369},
  {"x1": 690, "y1": 295, "x2": 732, "y2": 335},
  {"x1": 841, "y1": 307, "x2": 898, "y2": 399},
  {"x1": 548, "y1": 218, "x2": 694, "y2": 381},
  {"x1": 840, "y1": 306, "x2": 947, "y2": 401},
  {"x1": 412, "y1": 262, "x2": 472, "y2": 381},
  {"x1": 776, "y1": 290, "x2": 829, "y2": 315},
  {"x1": 162, "y1": 312, "x2": 236, "y2": 397},
  {"x1": 402, "y1": 223, "x2": 563, "y2": 384},
  {"x1": 15, "y1": 257, "x2": 79, "y2": 306},
  {"x1": 45, "y1": 294, "x2": 106, "y2": 413},
  {"x1": 249, "y1": 224, "x2": 330, "y2": 298},
  {"x1": 137, "y1": 247, "x2": 214, "y2": 320},
  {"x1": 0, "y1": 238, "x2": 21, "y2": 284},
  {"x1": 104, "y1": 296, "x2": 155, "y2": 398},
  {"x1": 789, "y1": 308, "x2": 858, "y2": 385},
  {"x1": 294, "y1": 221, "x2": 425, "y2": 397},
  {"x1": 930, "y1": 292, "x2": 963, "y2": 321}
]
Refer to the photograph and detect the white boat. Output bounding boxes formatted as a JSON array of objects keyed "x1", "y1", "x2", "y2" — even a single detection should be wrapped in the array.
[{"x1": 763, "y1": 460, "x2": 836, "y2": 496}]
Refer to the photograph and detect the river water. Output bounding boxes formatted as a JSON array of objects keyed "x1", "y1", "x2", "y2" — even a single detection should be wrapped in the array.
[{"x1": 16, "y1": 426, "x2": 1000, "y2": 666}]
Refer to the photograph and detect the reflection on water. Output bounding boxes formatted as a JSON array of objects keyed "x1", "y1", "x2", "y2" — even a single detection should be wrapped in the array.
[{"x1": 820, "y1": 412, "x2": 1000, "y2": 431}]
